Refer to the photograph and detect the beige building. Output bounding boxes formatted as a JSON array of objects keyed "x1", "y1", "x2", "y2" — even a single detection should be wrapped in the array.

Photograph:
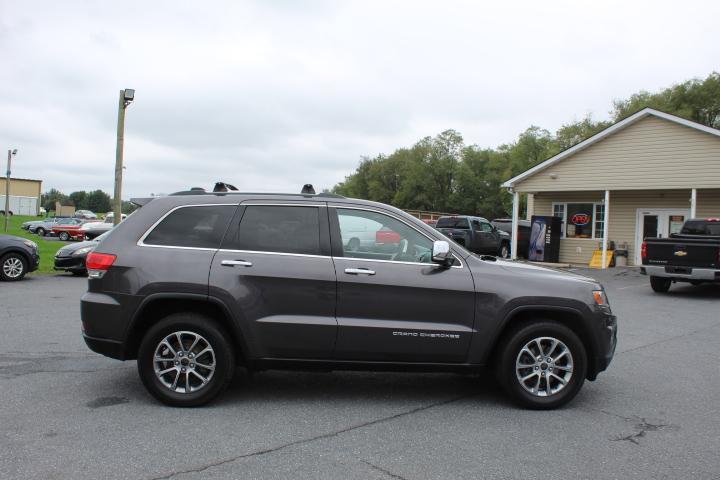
[
  {"x1": 503, "y1": 108, "x2": 720, "y2": 267},
  {"x1": 0, "y1": 177, "x2": 43, "y2": 216}
]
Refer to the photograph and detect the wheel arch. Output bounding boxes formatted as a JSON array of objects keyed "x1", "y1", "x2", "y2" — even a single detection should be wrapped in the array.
[
  {"x1": 124, "y1": 294, "x2": 248, "y2": 364},
  {"x1": 0, "y1": 247, "x2": 32, "y2": 267},
  {"x1": 486, "y1": 305, "x2": 599, "y2": 380}
]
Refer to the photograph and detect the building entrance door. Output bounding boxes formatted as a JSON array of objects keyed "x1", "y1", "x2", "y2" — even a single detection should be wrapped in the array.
[{"x1": 635, "y1": 208, "x2": 689, "y2": 264}]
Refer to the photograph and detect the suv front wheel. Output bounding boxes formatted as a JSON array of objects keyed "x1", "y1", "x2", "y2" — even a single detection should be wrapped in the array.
[
  {"x1": 137, "y1": 313, "x2": 235, "y2": 407},
  {"x1": 495, "y1": 321, "x2": 587, "y2": 409}
]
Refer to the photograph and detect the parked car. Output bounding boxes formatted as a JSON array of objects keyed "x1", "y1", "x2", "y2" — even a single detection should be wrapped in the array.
[
  {"x1": 54, "y1": 231, "x2": 111, "y2": 276},
  {"x1": 74, "y1": 210, "x2": 98, "y2": 220},
  {"x1": 80, "y1": 217, "x2": 114, "y2": 240},
  {"x1": 0, "y1": 234, "x2": 39, "y2": 281},
  {"x1": 436, "y1": 215, "x2": 511, "y2": 258},
  {"x1": 642, "y1": 218, "x2": 720, "y2": 292},
  {"x1": 103, "y1": 212, "x2": 127, "y2": 222},
  {"x1": 30, "y1": 217, "x2": 65, "y2": 236},
  {"x1": 21, "y1": 219, "x2": 46, "y2": 230},
  {"x1": 492, "y1": 218, "x2": 532, "y2": 258},
  {"x1": 52, "y1": 218, "x2": 94, "y2": 241},
  {"x1": 81, "y1": 187, "x2": 617, "y2": 409}
]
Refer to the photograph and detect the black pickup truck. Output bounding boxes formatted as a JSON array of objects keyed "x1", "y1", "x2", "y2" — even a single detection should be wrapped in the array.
[
  {"x1": 642, "y1": 218, "x2": 720, "y2": 292},
  {"x1": 436, "y1": 215, "x2": 511, "y2": 258}
]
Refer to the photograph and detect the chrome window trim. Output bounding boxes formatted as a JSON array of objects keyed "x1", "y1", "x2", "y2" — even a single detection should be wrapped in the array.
[
  {"x1": 331, "y1": 205, "x2": 464, "y2": 269},
  {"x1": 334, "y1": 255, "x2": 463, "y2": 269},
  {"x1": 137, "y1": 203, "x2": 238, "y2": 248},
  {"x1": 218, "y1": 249, "x2": 329, "y2": 259}
]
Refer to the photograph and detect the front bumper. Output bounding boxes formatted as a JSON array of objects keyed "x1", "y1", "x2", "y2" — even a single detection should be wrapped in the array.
[
  {"x1": 29, "y1": 253, "x2": 40, "y2": 272},
  {"x1": 587, "y1": 310, "x2": 617, "y2": 380},
  {"x1": 644, "y1": 264, "x2": 720, "y2": 282},
  {"x1": 54, "y1": 255, "x2": 86, "y2": 272}
]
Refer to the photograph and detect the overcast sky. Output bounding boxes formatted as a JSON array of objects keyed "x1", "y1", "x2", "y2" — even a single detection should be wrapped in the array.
[{"x1": 1, "y1": 0, "x2": 718, "y2": 199}]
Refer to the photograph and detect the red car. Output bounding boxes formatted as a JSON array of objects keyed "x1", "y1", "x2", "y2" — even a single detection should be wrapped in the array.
[
  {"x1": 375, "y1": 226, "x2": 401, "y2": 245},
  {"x1": 52, "y1": 218, "x2": 94, "y2": 241}
]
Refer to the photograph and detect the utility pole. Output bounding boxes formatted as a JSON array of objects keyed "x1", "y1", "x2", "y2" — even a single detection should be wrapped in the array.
[
  {"x1": 113, "y1": 89, "x2": 134, "y2": 226},
  {"x1": 4, "y1": 149, "x2": 17, "y2": 232}
]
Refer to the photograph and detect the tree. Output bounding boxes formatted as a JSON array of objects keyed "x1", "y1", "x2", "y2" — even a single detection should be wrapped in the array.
[
  {"x1": 68, "y1": 191, "x2": 88, "y2": 209},
  {"x1": 84, "y1": 190, "x2": 112, "y2": 213},
  {"x1": 41, "y1": 189, "x2": 68, "y2": 211},
  {"x1": 612, "y1": 71, "x2": 720, "y2": 128}
]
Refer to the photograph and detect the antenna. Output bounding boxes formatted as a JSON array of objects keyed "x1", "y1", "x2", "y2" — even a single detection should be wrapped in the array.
[{"x1": 301, "y1": 184, "x2": 316, "y2": 195}]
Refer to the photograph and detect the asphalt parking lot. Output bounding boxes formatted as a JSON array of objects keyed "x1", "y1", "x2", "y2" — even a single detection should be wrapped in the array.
[{"x1": 1, "y1": 268, "x2": 719, "y2": 479}]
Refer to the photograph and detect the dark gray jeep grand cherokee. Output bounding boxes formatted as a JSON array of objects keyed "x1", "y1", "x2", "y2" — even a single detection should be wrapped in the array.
[{"x1": 81, "y1": 187, "x2": 617, "y2": 409}]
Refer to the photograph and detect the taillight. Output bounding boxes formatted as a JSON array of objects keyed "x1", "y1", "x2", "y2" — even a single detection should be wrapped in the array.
[
  {"x1": 86, "y1": 252, "x2": 116, "y2": 278},
  {"x1": 641, "y1": 241, "x2": 647, "y2": 260}
]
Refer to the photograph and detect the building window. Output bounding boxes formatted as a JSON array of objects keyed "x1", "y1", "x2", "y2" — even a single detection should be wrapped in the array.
[
  {"x1": 595, "y1": 204, "x2": 605, "y2": 239},
  {"x1": 552, "y1": 202, "x2": 603, "y2": 239},
  {"x1": 552, "y1": 204, "x2": 565, "y2": 236}
]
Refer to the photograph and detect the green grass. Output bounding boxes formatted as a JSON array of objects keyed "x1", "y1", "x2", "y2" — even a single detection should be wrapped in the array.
[{"x1": 2, "y1": 214, "x2": 68, "y2": 275}]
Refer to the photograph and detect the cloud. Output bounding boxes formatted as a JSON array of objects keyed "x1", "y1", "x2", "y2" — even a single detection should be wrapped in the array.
[{"x1": 1, "y1": 0, "x2": 719, "y2": 198}]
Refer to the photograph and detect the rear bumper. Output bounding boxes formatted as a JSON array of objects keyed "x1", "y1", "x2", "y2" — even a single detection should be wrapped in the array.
[
  {"x1": 82, "y1": 333, "x2": 125, "y2": 360},
  {"x1": 644, "y1": 265, "x2": 720, "y2": 281}
]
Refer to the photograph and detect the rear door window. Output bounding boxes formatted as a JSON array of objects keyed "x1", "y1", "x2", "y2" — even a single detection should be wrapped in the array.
[
  {"x1": 226, "y1": 205, "x2": 321, "y2": 255},
  {"x1": 143, "y1": 205, "x2": 236, "y2": 249},
  {"x1": 436, "y1": 217, "x2": 469, "y2": 229}
]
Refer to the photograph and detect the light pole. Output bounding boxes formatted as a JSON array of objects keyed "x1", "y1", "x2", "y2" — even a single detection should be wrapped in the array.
[
  {"x1": 4, "y1": 148, "x2": 18, "y2": 232},
  {"x1": 113, "y1": 88, "x2": 134, "y2": 226}
]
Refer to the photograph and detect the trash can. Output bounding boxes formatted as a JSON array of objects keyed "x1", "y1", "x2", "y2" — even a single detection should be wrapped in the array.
[{"x1": 615, "y1": 242, "x2": 628, "y2": 267}]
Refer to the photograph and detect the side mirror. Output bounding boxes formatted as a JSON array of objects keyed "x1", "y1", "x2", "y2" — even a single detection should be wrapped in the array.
[{"x1": 432, "y1": 240, "x2": 452, "y2": 266}]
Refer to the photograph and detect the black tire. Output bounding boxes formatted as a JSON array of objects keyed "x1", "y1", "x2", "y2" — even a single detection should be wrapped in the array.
[
  {"x1": 137, "y1": 313, "x2": 235, "y2": 407},
  {"x1": 58, "y1": 232, "x2": 70, "y2": 241},
  {"x1": 650, "y1": 276, "x2": 671, "y2": 293},
  {"x1": 495, "y1": 321, "x2": 587, "y2": 410},
  {"x1": 71, "y1": 270, "x2": 88, "y2": 277},
  {"x1": 36, "y1": 228, "x2": 46, "y2": 236},
  {"x1": 0, "y1": 252, "x2": 28, "y2": 281},
  {"x1": 499, "y1": 242, "x2": 510, "y2": 259}
]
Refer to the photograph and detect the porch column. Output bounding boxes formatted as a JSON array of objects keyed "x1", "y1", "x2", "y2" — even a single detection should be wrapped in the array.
[
  {"x1": 601, "y1": 190, "x2": 610, "y2": 269},
  {"x1": 511, "y1": 190, "x2": 519, "y2": 260},
  {"x1": 690, "y1": 188, "x2": 697, "y2": 218}
]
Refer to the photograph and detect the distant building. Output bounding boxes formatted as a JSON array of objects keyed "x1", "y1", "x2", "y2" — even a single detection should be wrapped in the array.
[
  {"x1": 0, "y1": 177, "x2": 43, "y2": 216},
  {"x1": 503, "y1": 108, "x2": 720, "y2": 266}
]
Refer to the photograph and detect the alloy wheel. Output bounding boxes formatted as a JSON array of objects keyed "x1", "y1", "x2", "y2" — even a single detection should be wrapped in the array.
[
  {"x1": 515, "y1": 336, "x2": 573, "y2": 397},
  {"x1": 153, "y1": 331, "x2": 216, "y2": 394},
  {"x1": 3, "y1": 257, "x2": 24, "y2": 278}
]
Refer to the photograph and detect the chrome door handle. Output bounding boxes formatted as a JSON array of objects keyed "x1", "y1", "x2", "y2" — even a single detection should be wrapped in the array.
[
  {"x1": 344, "y1": 267, "x2": 375, "y2": 275},
  {"x1": 221, "y1": 260, "x2": 253, "y2": 267}
]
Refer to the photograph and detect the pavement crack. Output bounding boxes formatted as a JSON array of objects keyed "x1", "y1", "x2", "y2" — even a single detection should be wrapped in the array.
[
  {"x1": 362, "y1": 460, "x2": 408, "y2": 480},
  {"x1": 610, "y1": 417, "x2": 677, "y2": 445},
  {"x1": 148, "y1": 395, "x2": 469, "y2": 480}
]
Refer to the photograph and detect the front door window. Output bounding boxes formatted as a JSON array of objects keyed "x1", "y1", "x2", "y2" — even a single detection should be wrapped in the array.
[{"x1": 337, "y1": 208, "x2": 433, "y2": 264}]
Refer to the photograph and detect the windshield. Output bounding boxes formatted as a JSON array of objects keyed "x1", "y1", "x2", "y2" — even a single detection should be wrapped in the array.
[
  {"x1": 681, "y1": 221, "x2": 720, "y2": 235},
  {"x1": 436, "y1": 217, "x2": 470, "y2": 229}
]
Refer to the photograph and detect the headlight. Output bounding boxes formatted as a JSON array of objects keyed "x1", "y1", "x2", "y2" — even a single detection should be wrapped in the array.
[
  {"x1": 592, "y1": 290, "x2": 609, "y2": 307},
  {"x1": 23, "y1": 240, "x2": 37, "y2": 250},
  {"x1": 73, "y1": 246, "x2": 95, "y2": 256}
]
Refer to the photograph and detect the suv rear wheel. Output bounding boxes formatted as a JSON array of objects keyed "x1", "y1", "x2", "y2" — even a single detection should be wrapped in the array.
[
  {"x1": 137, "y1": 313, "x2": 235, "y2": 407},
  {"x1": 495, "y1": 321, "x2": 586, "y2": 409}
]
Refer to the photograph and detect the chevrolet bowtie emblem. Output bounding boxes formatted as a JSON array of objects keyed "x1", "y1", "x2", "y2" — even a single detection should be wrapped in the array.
[{"x1": 674, "y1": 250, "x2": 688, "y2": 256}]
